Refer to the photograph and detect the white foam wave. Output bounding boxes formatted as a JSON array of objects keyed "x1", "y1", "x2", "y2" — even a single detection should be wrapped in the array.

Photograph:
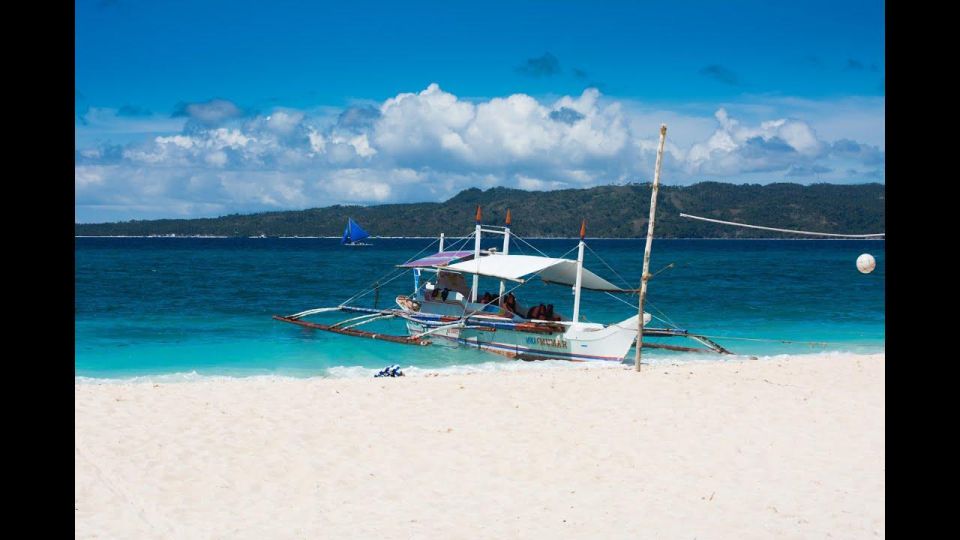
[
  {"x1": 75, "y1": 350, "x2": 884, "y2": 384},
  {"x1": 324, "y1": 358, "x2": 625, "y2": 378},
  {"x1": 75, "y1": 371, "x2": 309, "y2": 385}
]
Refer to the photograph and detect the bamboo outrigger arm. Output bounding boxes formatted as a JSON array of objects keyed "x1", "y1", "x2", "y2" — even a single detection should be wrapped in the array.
[
  {"x1": 273, "y1": 304, "x2": 732, "y2": 354},
  {"x1": 287, "y1": 306, "x2": 345, "y2": 319},
  {"x1": 639, "y1": 327, "x2": 733, "y2": 355},
  {"x1": 689, "y1": 335, "x2": 733, "y2": 354},
  {"x1": 272, "y1": 314, "x2": 432, "y2": 346}
]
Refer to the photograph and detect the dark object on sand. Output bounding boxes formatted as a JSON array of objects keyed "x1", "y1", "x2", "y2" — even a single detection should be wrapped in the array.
[{"x1": 375, "y1": 364, "x2": 404, "y2": 377}]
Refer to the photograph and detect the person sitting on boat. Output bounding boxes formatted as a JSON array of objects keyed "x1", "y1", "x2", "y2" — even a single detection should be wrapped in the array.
[
  {"x1": 501, "y1": 292, "x2": 517, "y2": 315},
  {"x1": 545, "y1": 304, "x2": 561, "y2": 321},
  {"x1": 480, "y1": 291, "x2": 493, "y2": 304},
  {"x1": 526, "y1": 303, "x2": 546, "y2": 320},
  {"x1": 440, "y1": 288, "x2": 451, "y2": 301}
]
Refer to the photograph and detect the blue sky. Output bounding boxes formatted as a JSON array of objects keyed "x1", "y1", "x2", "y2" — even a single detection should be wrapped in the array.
[{"x1": 76, "y1": 0, "x2": 885, "y2": 222}]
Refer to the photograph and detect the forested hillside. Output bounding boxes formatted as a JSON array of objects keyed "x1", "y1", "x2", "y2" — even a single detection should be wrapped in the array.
[{"x1": 75, "y1": 182, "x2": 885, "y2": 238}]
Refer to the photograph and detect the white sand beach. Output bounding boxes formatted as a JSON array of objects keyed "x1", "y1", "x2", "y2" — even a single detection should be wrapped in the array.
[{"x1": 75, "y1": 353, "x2": 884, "y2": 539}]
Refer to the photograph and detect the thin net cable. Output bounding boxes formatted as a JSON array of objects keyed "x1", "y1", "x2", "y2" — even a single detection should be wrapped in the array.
[
  {"x1": 584, "y1": 242, "x2": 637, "y2": 292},
  {"x1": 339, "y1": 237, "x2": 440, "y2": 306},
  {"x1": 454, "y1": 243, "x2": 581, "y2": 321}
]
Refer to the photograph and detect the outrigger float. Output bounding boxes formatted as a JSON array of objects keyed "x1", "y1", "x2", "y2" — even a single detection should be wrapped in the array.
[{"x1": 273, "y1": 125, "x2": 732, "y2": 365}]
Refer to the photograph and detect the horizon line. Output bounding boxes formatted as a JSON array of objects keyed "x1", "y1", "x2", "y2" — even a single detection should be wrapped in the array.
[{"x1": 74, "y1": 180, "x2": 885, "y2": 225}]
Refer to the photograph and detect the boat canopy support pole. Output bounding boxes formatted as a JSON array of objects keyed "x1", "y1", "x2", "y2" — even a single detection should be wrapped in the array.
[
  {"x1": 571, "y1": 220, "x2": 586, "y2": 323},
  {"x1": 499, "y1": 209, "x2": 511, "y2": 300},
  {"x1": 472, "y1": 206, "x2": 482, "y2": 303},
  {"x1": 636, "y1": 124, "x2": 668, "y2": 372}
]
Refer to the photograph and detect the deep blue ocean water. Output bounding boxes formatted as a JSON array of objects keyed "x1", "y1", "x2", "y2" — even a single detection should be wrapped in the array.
[{"x1": 75, "y1": 237, "x2": 884, "y2": 379}]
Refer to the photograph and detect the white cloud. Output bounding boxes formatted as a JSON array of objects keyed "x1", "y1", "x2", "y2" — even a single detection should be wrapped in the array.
[
  {"x1": 374, "y1": 83, "x2": 477, "y2": 158},
  {"x1": 75, "y1": 107, "x2": 189, "y2": 149},
  {"x1": 264, "y1": 109, "x2": 305, "y2": 135},
  {"x1": 516, "y1": 174, "x2": 566, "y2": 191},
  {"x1": 205, "y1": 150, "x2": 228, "y2": 167},
  {"x1": 75, "y1": 84, "x2": 884, "y2": 222},
  {"x1": 155, "y1": 134, "x2": 195, "y2": 149},
  {"x1": 75, "y1": 168, "x2": 104, "y2": 188},
  {"x1": 174, "y1": 98, "x2": 243, "y2": 126},
  {"x1": 685, "y1": 108, "x2": 832, "y2": 176},
  {"x1": 322, "y1": 169, "x2": 394, "y2": 202},
  {"x1": 307, "y1": 129, "x2": 326, "y2": 153}
]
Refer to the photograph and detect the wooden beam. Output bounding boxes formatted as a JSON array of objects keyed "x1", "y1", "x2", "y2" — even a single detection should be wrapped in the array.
[{"x1": 273, "y1": 315, "x2": 431, "y2": 346}]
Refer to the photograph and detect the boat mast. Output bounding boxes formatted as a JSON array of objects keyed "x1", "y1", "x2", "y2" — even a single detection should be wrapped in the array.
[
  {"x1": 422, "y1": 232, "x2": 443, "y2": 295},
  {"x1": 499, "y1": 209, "x2": 511, "y2": 300},
  {"x1": 636, "y1": 124, "x2": 668, "y2": 372},
  {"x1": 471, "y1": 206, "x2": 482, "y2": 302},
  {"x1": 571, "y1": 220, "x2": 586, "y2": 323}
]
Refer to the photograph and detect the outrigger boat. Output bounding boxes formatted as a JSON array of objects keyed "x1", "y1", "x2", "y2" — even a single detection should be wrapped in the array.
[
  {"x1": 273, "y1": 125, "x2": 731, "y2": 364},
  {"x1": 274, "y1": 210, "x2": 730, "y2": 361}
]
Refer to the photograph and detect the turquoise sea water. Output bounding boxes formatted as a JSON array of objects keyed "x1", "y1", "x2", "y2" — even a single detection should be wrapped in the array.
[{"x1": 75, "y1": 237, "x2": 884, "y2": 379}]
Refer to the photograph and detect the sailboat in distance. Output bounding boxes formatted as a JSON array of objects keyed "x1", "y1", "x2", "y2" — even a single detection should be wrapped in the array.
[{"x1": 341, "y1": 217, "x2": 372, "y2": 246}]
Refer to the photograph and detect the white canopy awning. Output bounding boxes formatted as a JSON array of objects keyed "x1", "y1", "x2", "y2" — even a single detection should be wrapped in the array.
[{"x1": 441, "y1": 254, "x2": 632, "y2": 292}]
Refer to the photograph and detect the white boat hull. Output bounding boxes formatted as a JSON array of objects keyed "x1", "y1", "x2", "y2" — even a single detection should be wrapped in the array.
[{"x1": 401, "y1": 297, "x2": 643, "y2": 362}]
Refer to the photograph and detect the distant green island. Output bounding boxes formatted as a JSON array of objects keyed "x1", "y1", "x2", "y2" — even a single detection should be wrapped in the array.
[{"x1": 75, "y1": 182, "x2": 885, "y2": 239}]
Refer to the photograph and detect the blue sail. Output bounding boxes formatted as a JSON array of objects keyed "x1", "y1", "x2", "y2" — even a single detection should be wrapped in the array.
[{"x1": 342, "y1": 218, "x2": 370, "y2": 244}]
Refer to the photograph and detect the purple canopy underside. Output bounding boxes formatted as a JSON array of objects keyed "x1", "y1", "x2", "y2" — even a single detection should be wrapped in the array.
[{"x1": 399, "y1": 251, "x2": 475, "y2": 268}]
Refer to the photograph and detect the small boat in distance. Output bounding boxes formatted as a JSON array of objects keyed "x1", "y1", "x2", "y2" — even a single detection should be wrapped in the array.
[{"x1": 342, "y1": 217, "x2": 372, "y2": 246}]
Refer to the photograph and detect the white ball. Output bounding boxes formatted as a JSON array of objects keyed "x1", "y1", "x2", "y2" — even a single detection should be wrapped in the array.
[{"x1": 856, "y1": 253, "x2": 876, "y2": 274}]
